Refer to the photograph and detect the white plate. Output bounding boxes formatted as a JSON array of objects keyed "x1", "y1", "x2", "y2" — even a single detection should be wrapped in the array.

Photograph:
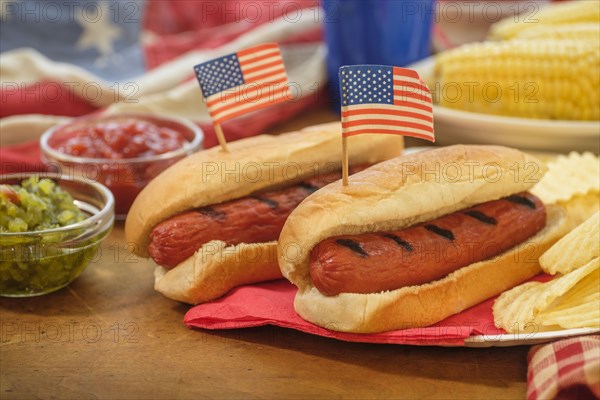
[
  {"x1": 408, "y1": 57, "x2": 600, "y2": 153},
  {"x1": 464, "y1": 327, "x2": 600, "y2": 348}
]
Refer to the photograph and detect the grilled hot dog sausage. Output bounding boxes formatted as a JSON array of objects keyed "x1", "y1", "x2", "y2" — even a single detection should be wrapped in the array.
[
  {"x1": 309, "y1": 192, "x2": 546, "y2": 296},
  {"x1": 149, "y1": 166, "x2": 367, "y2": 269}
]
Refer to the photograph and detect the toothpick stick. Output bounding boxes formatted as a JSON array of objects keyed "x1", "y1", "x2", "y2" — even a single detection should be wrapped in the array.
[
  {"x1": 342, "y1": 136, "x2": 349, "y2": 186},
  {"x1": 214, "y1": 123, "x2": 229, "y2": 152}
]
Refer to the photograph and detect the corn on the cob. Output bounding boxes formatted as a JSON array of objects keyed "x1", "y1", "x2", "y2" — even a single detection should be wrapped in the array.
[
  {"x1": 515, "y1": 23, "x2": 600, "y2": 42},
  {"x1": 434, "y1": 40, "x2": 600, "y2": 121},
  {"x1": 489, "y1": 0, "x2": 600, "y2": 41}
]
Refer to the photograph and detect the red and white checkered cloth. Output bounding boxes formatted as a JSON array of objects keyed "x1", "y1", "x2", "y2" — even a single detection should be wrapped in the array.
[{"x1": 528, "y1": 335, "x2": 600, "y2": 400}]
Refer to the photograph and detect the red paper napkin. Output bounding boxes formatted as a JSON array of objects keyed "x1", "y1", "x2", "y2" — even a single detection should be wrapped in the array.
[
  {"x1": 527, "y1": 335, "x2": 600, "y2": 400},
  {"x1": 185, "y1": 279, "x2": 508, "y2": 346}
]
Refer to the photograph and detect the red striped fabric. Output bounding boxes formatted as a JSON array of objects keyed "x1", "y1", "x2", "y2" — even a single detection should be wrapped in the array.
[{"x1": 527, "y1": 335, "x2": 600, "y2": 400}]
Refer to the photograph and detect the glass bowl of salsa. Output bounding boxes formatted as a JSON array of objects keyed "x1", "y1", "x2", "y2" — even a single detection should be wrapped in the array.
[{"x1": 40, "y1": 113, "x2": 203, "y2": 218}]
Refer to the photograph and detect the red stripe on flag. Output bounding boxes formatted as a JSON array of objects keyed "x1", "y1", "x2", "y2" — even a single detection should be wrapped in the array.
[
  {"x1": 393, "y1": 80, "x2": 430, "y2": 93},
  {"x1": 207, "y1": 76, "x2": 289, "y2": 109},
  {"x1": 342, "y1": 128, "x2": 434, "y2": 141},
  {"x1": 342, "y1": 109, "x2": 433, "y2": 123},
  {"x1": 237, "y1": 43, "x2": 279, "y2": 57},
  {"x1": 393, "y1": 100, "x2": 433, "y2": 113},
  {"x1": 393, "y1": 90, "x2": 433, "y2": 103},
  {"x1": 342, "y1": 119, "x2": 434, "y2": 133},
  {"x1": 238, "y1": 50, "x2": 280, "y2": 65},
  {"x1": 392, "y1": 67, "x2": 420, "y2": 80},
  {"x1": 241, "y1": 60, "x2": 284, "y2": 75},
  {"x1": 244, "y1": 67, "x2": 287, "y2": 84},
  {"x1": 212, "y1": 90, "x2": 290, "y2": 123}
]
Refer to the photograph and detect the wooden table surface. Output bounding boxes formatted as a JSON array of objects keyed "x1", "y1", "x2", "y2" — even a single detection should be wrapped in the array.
[{"x1": 0, "y1": 109, "x2": 531, "y2": 399}]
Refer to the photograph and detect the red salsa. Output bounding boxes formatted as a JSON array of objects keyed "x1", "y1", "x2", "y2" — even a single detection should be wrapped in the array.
[
  {"x1": 48, "y1": 116, "x2": 197, "y2": 217},
  {"x1": 57, "y1": 119, "x2": 188, "y2": 158}
]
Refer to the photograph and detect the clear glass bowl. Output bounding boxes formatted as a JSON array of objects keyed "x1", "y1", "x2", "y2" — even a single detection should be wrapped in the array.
[
  {"x1": 0, "y1": 173, "x2": 114, "y2": 297},
  {"x1": 40, "y1": 113, "x2": 203, "y2": 218}
]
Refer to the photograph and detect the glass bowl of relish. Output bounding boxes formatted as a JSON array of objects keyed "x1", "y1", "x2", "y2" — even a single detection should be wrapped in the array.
[
  {"x1": 40, "y1": 113, "x2": 203, "y2": 218},
  {"x1": 0, "y1": 173, "x2": 114, "y2": 297}
]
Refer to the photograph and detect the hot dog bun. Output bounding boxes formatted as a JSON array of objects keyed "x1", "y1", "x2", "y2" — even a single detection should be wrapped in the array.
[
  {"x1": 125, "y1": 122, "x2": 404, "y2": 304},
  {"x1": 277, "y1": 145, "x2": 568, "y2": 333},
  {"x1": 126, "y1": 122, "x2": 404, "y2": 256},
  {"x1": 153, "y1": 241, "x2": 279, "y2": 304}
]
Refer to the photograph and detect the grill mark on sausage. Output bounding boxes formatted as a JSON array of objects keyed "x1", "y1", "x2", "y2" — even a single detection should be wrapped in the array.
[
  {"x1": 381, "y1": 233, "x2": 414, "y2": 252},
  {"x1": 251, "y1": 196, "x2": 279, "y2": 209},
  {"x1": 424, "y1": 224, "x2": 455, "y2": 241},
  {"x1": 299, "y1": 182, "x2": 319, "y2": 193},
  {"x1": 149, "y1": 165, "x2": 375, "y2": 269},
  {"x1": 336, "y1": 239, "x2": 368, "y2": 257},
  {"x1": 506, "y1": 195, "x2": 536, "y2": 209},
  {"x1": 199, "y1": 207, "x2": 226, "y2": 221},
  {"x1": 309, "y1": 191, "x2": 547, "y2": 296},
  {"x1": 464, "y1": 210, "x2": 498, "y2": 225}
]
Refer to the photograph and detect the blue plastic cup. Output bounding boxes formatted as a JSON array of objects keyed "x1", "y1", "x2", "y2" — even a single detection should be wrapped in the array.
[{"x1": 322, "y1": 0, "x2": 435, "y2": 110}]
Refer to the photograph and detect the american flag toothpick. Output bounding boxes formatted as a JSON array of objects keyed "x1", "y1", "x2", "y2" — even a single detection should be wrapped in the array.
[
  {"x1": 194, "y1": 43, "x2": 290, "y2": 152},
  {"x1": 339, "y1": 65, "x2": 434, "y2": 185}
]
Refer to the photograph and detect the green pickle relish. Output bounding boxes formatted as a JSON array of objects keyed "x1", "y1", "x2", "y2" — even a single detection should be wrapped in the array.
[
  {"x1": 1, "y1": 176, "x2": 86, "y2": 232},
  {"x1": 0, "y1": 177, "x2": 100, "y2": 296}
]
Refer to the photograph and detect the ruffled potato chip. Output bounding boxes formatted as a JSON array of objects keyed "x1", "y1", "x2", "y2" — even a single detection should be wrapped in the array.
[
  {"x1": 540, "y1": 211, "x2": 599, "y2": 274},
  {"x1": 493, "y1": 281, "x2": 543, "y2": 334},
  {"x1": 494, "y1": 258, "x2": 599, "y2": 333},
  {"x1": 532, "y1": 152, "x2": 599, "y2": 205},
  {"x1": 558, "y1": 192, "x2": 600, "y2": 232},
  {"x1": 538, "y1": 274, "x2": 600, "y2": 329}
]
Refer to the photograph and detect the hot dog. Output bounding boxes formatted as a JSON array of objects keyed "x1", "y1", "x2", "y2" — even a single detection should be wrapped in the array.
[
  {"x1": 148, "y1": 166, "x2": 366, "y2": 269},
  {"x1": 125, "y1": 122, "x2": 404, "y2": 304},
  {"x1": 309, "y1": 192, "x2": 546, "y2": 296},
  {"x1": 277, "y1": 145, "x2": 568, "y2": 333}
]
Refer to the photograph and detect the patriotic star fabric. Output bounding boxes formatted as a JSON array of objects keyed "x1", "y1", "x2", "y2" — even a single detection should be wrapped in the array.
[
  {"x1": 0, "y1": 2, "x2": 321, "y2": 128},
  {"x1": 339, "y1": 65, "x2": 434, "y2": 141},
  {"x1": 194, "y1": 43, "x2": 290, "y2": 124},
  {"x1": 0, "y1": 0, "x2": 145, "y2": 82}
]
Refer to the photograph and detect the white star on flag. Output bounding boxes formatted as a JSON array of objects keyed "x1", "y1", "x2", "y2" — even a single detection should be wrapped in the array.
[{"x1": 75, "y1": 2, "x2": 123, "y2": 67}]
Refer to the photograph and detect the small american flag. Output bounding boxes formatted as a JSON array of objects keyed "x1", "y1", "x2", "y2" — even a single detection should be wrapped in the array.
[
  {"x1": 194, "y1": 43, "x2": 290, "y2": 124},
  {"x1": 339, "y1": 65, "x2": 434, "y2": 142}
]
